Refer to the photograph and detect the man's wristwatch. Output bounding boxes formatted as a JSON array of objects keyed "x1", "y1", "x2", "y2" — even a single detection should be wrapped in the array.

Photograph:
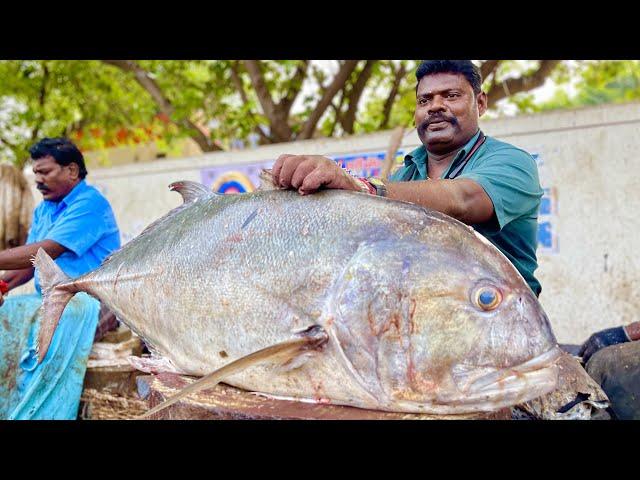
[
  {"x1": 624, "y1": 321, "x2": 640, "y2": 341},
  {"x1": 367, "y1": 177, "x2": 387, "y2": 197}
]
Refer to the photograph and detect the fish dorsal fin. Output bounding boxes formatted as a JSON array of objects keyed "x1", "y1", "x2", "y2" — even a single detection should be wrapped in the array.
[
  {"x1": 131, "y1": 181, "x2": 216, "y2": 242},
  {"x1": 138, "y1": 325, "x2": 328, "y2": 419},
  {"x1": 169, "y1": 180, "x2": 215, "y2": 204},
  {"x1": 257, "y1": 169, "x2": 280, "y2": 191}
]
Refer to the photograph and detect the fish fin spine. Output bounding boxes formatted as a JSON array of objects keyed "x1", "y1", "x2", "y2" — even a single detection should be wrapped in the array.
[{"x1": 169, "y1": 180, "x2": 216, "y2": 203}]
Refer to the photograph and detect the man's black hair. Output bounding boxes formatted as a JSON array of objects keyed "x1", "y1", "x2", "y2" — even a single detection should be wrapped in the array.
[
  {"x1": 415, "y1": 60, "x2": 483, "y2": 95},
  {"x1": 29, "y1": 137, "x2": 88, "y2": 179}
]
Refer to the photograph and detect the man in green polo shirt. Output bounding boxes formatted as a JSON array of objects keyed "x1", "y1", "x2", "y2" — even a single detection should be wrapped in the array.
[{"x1": 272, "y1": 60, "x2": 544, "y2": 296}]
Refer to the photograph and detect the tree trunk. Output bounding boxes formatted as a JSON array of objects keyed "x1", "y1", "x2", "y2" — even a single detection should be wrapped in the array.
[
  {"x1": 242, "y1": 60, "x2": 293, "y2": 142},
  {"x1": 379, "y1": 63, "x2": 407, "y2": 130},
  {"x1": 298, "y1": 60, "x2": 359, "y2": 140},
  {"x1": 229, "y1": 61, "x2": 273, "y2": 144},
  {"x1": 479, "y1": 60, "x2": 501, "y2": 83},
  {"x1": 341, "y1": 60, "x2": 376, "y2": 134},
  {"x1": 278, "y1": 60, "x2": 310, "y2": 117}
]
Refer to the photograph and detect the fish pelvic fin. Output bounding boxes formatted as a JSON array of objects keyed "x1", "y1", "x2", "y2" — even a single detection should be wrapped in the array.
[
  {"x1": 32, "y1": 248, "x2": 79, "y2": 363},
  {"x1": 138, "y1": 325, "x2": 329, "y2": 419},
  {"x1": 169, "y1": 180, "x2": 216, "y2": 203}
]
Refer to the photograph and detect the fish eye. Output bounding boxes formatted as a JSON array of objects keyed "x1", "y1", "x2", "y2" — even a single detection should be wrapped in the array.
[{"x1": 473, "y1": 286, "x2": 502, "y2": 311}]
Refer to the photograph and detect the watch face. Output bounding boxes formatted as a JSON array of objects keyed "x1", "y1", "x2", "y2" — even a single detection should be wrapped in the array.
[{"x1": 367, "y1": 178, "x2": 386, "y2": 196}]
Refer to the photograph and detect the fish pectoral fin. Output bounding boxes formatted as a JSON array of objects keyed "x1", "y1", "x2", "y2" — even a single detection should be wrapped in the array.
[{"x1": 138, "y1": 325, "x2": 329, "y2": 419}]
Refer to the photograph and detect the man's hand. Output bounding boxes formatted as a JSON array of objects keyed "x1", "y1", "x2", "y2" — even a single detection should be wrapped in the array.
[
  {"x1": 579, "y1": 326, "x2": 630, "y2": 363},
  {"x1": 0, "y1": 268, "x2": 35, "y2": 309},
  {"x1": 272, "y1": 154, "x2": 363, "y2": 195},
  {"x1": 0, "y1": 280, "x2": 8, "y2": 308}
]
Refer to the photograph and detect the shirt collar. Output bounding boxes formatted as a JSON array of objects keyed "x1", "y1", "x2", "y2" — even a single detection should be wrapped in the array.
[{"x1": 403, "y1": 130, "x2": 482, "y2": 178}]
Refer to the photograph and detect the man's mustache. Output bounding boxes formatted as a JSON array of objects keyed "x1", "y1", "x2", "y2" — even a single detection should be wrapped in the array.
[
  {"x1": 36, "y1": 183, "x2": 50, "y2": 193},
  {"x1": 419, "y1": 114, "x2": 459, "y2": 132}
]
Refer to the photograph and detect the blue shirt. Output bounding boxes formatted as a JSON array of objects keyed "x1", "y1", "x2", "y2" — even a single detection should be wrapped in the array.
[
  {"x1": 390, "y1": 132, "x2": 544, "y2": 296},
  {"x1": 27, "y1": 180, "x2": 121, "y2": 294}
]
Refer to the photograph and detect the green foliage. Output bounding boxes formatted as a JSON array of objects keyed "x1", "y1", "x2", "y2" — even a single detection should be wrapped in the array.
[
  {"x1": 2, "y1": 60, "x2": 638, "y2": 167},
  {"x1": 355, "y1": 61, "x2": 417, "y2": 133},
  {"x1": 503, "y1": 60, "x2": 640, "y2": 114},
  {"x1": 0, "y1": 60, "x2": 159, "y2": 166}
]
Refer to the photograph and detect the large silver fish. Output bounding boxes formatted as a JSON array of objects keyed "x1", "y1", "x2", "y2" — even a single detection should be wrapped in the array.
[{"x1": 34, "y1": 178, "x2": 562, "y2": 415}]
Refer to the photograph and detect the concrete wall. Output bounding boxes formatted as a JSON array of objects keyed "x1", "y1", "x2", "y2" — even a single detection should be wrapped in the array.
[{"x1": 23, "y1": 102, "x2": 640, "y2": 344}]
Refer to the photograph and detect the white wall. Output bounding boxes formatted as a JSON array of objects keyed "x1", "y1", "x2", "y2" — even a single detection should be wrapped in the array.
[{"x1": 22, "y1": 102, "x2": 640, "y2": 344}]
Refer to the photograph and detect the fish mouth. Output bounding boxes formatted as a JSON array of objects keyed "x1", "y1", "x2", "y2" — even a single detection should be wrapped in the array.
[
  {"x1": 465, "y1": 347, "x2": 563, "y2": 395},
  {"x1": 371, "y1": 347, "x2": 563, "y2": 415},
  {"x1": 401, "y1": 346, "x2": 564, "y2": 414}
]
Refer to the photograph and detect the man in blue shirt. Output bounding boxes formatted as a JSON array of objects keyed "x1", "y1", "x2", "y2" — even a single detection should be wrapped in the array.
[{"x1": 0, "y1": 137, "x2": 121, "y2": 419}]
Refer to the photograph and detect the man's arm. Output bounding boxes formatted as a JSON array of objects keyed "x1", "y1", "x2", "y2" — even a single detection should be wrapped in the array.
[
  {"x1": 579, "y1": 321, "x2": 640, "y2": 363},
  {"x1": 386, "y1": 179, "x2": 494, "y2": 224},
  {"x1": 1, "y1": 267, "x2": 35, "y2": 289},
  {"x1": 271, "y1": 154, "x2": 494, "y2": 225},
  {"x1": 0, "y1": 239, "x2": 67, "y2": 270}
]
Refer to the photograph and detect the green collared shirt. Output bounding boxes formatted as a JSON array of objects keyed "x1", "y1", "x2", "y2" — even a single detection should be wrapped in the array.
[{"x1": 389, "y1": 131, "x2": 543, "y2": 296}]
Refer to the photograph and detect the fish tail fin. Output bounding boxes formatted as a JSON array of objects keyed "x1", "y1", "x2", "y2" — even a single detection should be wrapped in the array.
[{"x1": 32, "y1": 248, "x2": 79, "y2": 363}]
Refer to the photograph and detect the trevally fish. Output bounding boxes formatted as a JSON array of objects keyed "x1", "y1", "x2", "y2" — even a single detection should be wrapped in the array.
[{"x1": 33, "y1": 177, "x2": 562, "y2": 417}]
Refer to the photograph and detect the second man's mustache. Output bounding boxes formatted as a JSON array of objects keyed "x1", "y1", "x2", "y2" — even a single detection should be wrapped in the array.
[{"x1": 419, "y1": 114, "x2": 459, "y2": 132}]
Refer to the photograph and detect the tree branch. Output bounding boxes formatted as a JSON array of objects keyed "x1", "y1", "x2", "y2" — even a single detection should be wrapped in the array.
[
  {"x1": 103, "y1": 60, "x2": 173, "y2": 113},
  {"x1": 298, "y1": 60, "x2": 359, "y2": 140},
  {"x1": 278, "y1": 60, "x2": 310, "y2": 116},
  {"x1": 341, "y1": 60, "x2": 376, "y2": 134},
  {"x1": 102, "y1": 60, "x2": 222, "y2": 151},
  {"x1": 479, "y1": 60, "x2": 501, "y2": 83},
  {"x1": 328, "y1": 91, "x2": 346, "y2": 137},
  {"x1": 229, "y1": 61, "x2": 273, "y2": 144},
  {"x1": 0, "y1": 135, "x2": 17, "y2": 150},
  {"x1": 379, "y1": 62, "x2": 407, "y2": 130},
  {"x1": 486, "y1": 60, "x2": 561, "y2": 105},
  {"x1": 243, "y1": 60, "x2": 292, "y2": 141}
]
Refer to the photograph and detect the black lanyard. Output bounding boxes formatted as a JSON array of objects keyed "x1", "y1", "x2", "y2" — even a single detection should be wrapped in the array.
[{"x1": 444, "y1": 131, "x2": 486, "y2": 180}]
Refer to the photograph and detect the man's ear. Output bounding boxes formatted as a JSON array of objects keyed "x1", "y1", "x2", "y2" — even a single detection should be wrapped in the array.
[
  {"x1": 68, "y1": 162, "x2": 80, "y2": 180},
  {"x1": 477, "y1": 91, "x2": 488, "y2": 117}
]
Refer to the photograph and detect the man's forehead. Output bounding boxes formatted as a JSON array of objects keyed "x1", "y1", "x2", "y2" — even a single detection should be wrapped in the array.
[
  {"x1": 32, "y1": 156, "x2": 58, "y2": 169},
  {"x1": 417, "y1": 72, "x2": 470, "y2": 94}
]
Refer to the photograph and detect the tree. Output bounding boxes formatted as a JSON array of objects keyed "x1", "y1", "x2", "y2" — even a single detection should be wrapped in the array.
[
  {"x1": 504, "y1": 60, "x2": 640, "y2": 113},
  {"x1": 5, "y1": 59, "x2": 631, "y2": 168}
]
